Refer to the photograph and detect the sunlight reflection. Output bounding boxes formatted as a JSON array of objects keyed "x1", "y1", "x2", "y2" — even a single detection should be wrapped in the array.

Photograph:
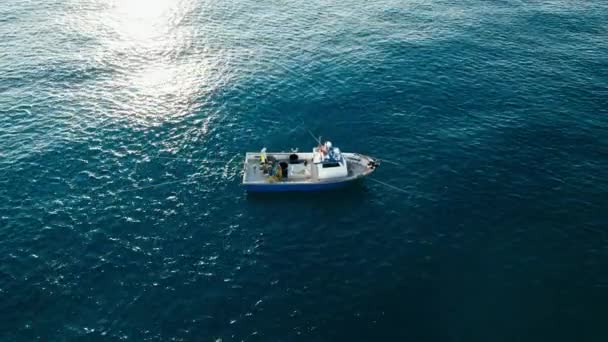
[
  {"x1": 110, "y1": 0, "x2": 175, "y2": 40},
  {"x1": 115, "y1": 0, "x2": 172, "y2": 18},
  {"x1": 66, "y1": 0, "x2": 226, "y2": 129},
  {"x1": 95, "y1": 0, "x2": 217, "y2": 123}
]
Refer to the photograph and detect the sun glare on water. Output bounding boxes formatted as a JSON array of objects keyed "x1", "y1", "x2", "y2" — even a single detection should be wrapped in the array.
[
  {"x1": 84, "y1": 0, "x2": 219, "y2": 125},
  {"x1": 110, "y1": 0, "x2": 176, "y2": 40},
  {"x1": 116, "y1": 0, "x2": 172, "y2": 18}
]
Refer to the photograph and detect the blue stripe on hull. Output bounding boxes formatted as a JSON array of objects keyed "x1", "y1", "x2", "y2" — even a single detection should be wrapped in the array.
[{"x1": 245, "y1": 179, "x2": 356, "y2": 192}]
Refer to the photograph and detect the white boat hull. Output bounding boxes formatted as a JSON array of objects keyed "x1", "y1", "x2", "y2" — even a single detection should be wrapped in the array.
[{"x1": 242, "y1": 152, "x2": 378, "y2": 192}]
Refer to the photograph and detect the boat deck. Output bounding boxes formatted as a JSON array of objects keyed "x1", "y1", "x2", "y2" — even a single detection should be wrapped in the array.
[
  {"x1": 243, "y1": 152, "x2": 372, "y2": 185},
  {"x1": 243, "y1": 152, "x2": 316, "y2": 184}
]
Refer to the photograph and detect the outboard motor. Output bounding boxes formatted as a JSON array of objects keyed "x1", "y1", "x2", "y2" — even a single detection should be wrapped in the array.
[{"x1": 368, "y1": 159, "x2": 379, "y2": 169}]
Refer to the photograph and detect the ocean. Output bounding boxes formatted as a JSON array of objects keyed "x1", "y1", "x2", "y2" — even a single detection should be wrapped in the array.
[{"x1": 1, "y1": 0, "x2": 607, "y2": 340}]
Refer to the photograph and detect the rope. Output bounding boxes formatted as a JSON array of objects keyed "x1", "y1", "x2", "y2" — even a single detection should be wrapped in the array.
[
  {"x1": 368, "y1": 177, "x2": 410, "y2": 194},
  {"x1": 222, "y1": 153, "x2": 242, "y2": 180},
  {"x1": 333, "y1": 120, "x2": 389, "y2": 126},
  {"x1": 373, "y1": 158, "x2": 401, "y2": 166},
  {"x1": 117, "y1": 154, "x2": 242, "y2": 193},
  {"x1": 152, "y1": 156, "x2": 236, "y2": 163},
  {"x1": 115, "y1": 175, "x2": 207, "y2": 193}
]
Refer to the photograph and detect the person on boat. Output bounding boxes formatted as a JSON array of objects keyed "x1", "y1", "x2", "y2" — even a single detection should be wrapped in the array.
[
  {"x1": 276, "y1": 163, "x2": 283, "y2": 179},
  {"x1": 317, "y1": 142, "x2": 326, "y2": 154},
  {"x1": 260, "y1": 147, "x2": 267, "y2": 164},
  {"x1": 318, "y1": 141, "x2": 332, "y2": 160}
]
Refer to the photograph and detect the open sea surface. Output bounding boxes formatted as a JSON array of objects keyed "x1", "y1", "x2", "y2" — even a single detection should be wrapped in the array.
[{"x1": 1, "y1": 0, "x2": 607, "y2": 340}]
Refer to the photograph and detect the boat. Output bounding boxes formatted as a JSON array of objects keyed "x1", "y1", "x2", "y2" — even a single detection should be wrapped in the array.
[{"x1": 242, "y1": 141, "x2": 379, "y2": 192}]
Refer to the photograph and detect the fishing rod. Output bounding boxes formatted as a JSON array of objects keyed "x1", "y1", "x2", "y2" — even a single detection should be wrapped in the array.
[
  {"x1": 297, "y1": 119, "x2": 410, "y2": 194},
  {"x1": 298, "y1": 120, "x2": 403, "y2": 165},
  {"x1": 299, "y1": 119, "x2": 322, "y2": 145}
]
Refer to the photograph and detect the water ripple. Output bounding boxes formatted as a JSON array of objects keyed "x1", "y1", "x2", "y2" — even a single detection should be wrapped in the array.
[{"x1": 1, "y1": 0, "x2": 608, "y2": 340}]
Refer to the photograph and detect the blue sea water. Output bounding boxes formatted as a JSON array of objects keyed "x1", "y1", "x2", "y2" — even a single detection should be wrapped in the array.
[{"x1": 1, "y1": 0, "x2": 608, "y2": 340}]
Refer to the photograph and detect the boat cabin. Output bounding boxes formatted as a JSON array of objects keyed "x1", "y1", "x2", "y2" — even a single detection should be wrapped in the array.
[{"x1": 312, "y1": 141, "x2": 348, "y2": 180}]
